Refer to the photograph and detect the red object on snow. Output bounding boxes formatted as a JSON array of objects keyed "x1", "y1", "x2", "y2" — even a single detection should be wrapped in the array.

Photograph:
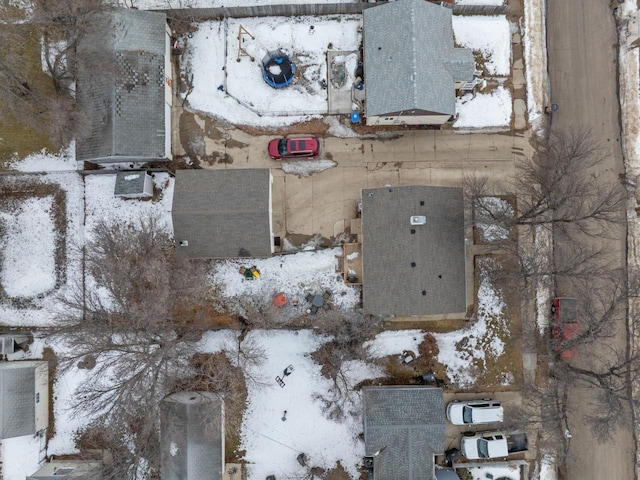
[{"x1": 273, "y1": 293, "x2": 287, "y2": 308}]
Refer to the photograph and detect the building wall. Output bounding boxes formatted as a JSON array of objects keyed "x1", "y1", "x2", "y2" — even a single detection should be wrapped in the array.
[
  {"x1": 164, "y1": 23, "x2": 173, "y2": 160},
  {"x1": 366, "y1": 114, "x2": 451, "y2": 126}
]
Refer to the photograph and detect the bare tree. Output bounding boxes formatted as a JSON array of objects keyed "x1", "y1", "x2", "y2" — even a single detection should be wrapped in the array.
[
  {"x1": 0, "y1": 0, "x2": 115, "y2": 146},
  {"x1": 46, "y1": 215, "x2": 213, "y2": 440},
  {"x1": 466, "y1": 129, "x2": 625, "y2": 239},
  {"x1": 311, "y1": 312, "x2": 381, "y2": 420}
]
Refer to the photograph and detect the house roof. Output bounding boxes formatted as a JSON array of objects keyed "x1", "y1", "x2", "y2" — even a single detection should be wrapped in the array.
[
  {"x1": 0, "y1": 361, "x2": 46, "y2": 439},
  {"x1": 363, "y1": 386, "x2": 445, "y2": 480},
  {"x1": 363, "y1": 0, "x2": 475, "y2": 117},
  {"x1": 114, "y1": 171, "x2": 149, "y2": 196},
  {"x1": 27, "y1": 460, "x2": 103, "y2": 480},
  {"x1": 172, "y1": 169, "x2": 273, "y2": 259},
  {"x1": 361, "y1": 186, "x2": 466, "y2": 317},
  {"x1": 76, "y1": 9, "x2": 167, "y2": 162},
  {"x1": 161, "y1": 391, "x2": 224, "y2": 480}
]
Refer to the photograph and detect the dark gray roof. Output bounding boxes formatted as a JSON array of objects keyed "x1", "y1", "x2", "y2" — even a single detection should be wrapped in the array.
[
  {"x1": 0, "y1": 362, "x2": 37, "y2": 439},
  {"x1": 27, "y1": 460, "x2": 103, "y2": 480},
  {"x1": 361, "y1": 186, "x2": 466, "y2": 316},
  {"x1": 363, "y1": 386, "x2": 445, "y2": 480},
  {"x1": 363, "y1": 0, "x2": 475, "y2": 117},
  {"x1": 172, "y1": 169, "x2": 273, "y2": 259},
  {"x1": 114, "y1": 171, "x2": 149, "y2": 195},
  {"x1": 76, "y1": 9, "x2": 168, "y2": 162},
  {"x1": 161, "y1": 392, "x2": 224, "y2": 480}
]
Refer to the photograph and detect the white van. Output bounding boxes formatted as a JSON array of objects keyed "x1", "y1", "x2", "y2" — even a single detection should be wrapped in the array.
[{"x1": 446, "y1": 399, "x2": 504, "y2": 425}]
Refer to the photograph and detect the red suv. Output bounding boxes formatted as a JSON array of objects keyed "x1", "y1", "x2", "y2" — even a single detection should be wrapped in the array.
[
  {"x1": 268, "y1": 136, "x2": 320, "y2": 160},
  {"x1": 551, "y1": 297, "x2": 579, "y2": 360}
]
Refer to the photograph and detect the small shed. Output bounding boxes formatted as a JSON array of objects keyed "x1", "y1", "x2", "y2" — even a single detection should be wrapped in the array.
[
  {"x1": 161, "y1": 391, "x2": 225, "y2": 480},
  {"x1": 114, "y1": 171, "x2": 154, "y2": 198},
  {"x1": 0, "y1": 332, "x2": 30, "y2": 355},
  {"x1": 0, "y1": 361, "x2": 49, "y2": 439}
]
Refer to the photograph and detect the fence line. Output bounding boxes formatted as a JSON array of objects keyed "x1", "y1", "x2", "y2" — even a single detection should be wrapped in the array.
[{"x1": 160, "y1": 2, "x2": 508, "y2": 21}]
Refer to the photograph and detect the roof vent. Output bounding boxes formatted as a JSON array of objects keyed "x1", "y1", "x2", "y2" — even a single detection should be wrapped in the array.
[
  {"x1": 410, "y1": 215, "x2": 426, "y2": 226},
  {"x1": 179, "y1": 240, "x2": 189, "y2": 247}
]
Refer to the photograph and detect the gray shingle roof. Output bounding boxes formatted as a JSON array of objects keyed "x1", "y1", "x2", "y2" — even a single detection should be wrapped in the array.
[
  {"x1": 363, "y1": 386, "x2": 445, "y2": 480},
  {"x1": 172, "y1": 169, "x2": 273, "y2": 259},
  {"x1": 361, "y1": 186, "x2": 466, "y2": 316},
  {"x1": 114, "y1": 171, "x2": 148, "y2": 196},
  {"x1": 363, "y1": 0, "x2": 475, "y2": 117},
  {"x1": 76, "y1": 9, "x2": 168, "y2": 162},
  {"x1": 0, "y1": 362, "x2": 37, "y2": 439},
  {"x1": 161, "y1": 392, "x2": 224, "y2": 480}
]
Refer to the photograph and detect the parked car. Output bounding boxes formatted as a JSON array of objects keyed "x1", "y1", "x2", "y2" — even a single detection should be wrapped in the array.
[
  {"x1": 446, "y1": 399, "x2": 503, "y2": 425},
  {"x1": 268, "y1": 136, "x2": 320, "y2": 160},
  {"x1": 551, "y1": 297, "x2": 579, "y2": 360},
  {"x1": 460, "y1": 431, "x2": 528, "y2": 460}
]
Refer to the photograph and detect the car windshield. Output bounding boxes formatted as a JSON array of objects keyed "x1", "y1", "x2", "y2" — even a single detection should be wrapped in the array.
[
  {"x1": 462, "y1": 406, "x2": 473, "y2": 424},
  {"x1": 278, "y1": 139, "x2": 288, "y2": 156},
  {"x1": 477, "y1": 439, "x2": 490, "y2": 459}
]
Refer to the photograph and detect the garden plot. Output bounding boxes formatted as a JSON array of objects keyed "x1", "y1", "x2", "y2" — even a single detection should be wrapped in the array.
[
  {"x1": 0, "y1": 172, "x2": 83, "y2": 327},
  {"x1": 0, "y1": 196, "x2": 56, "y2": 298},
  {"x1": 182, "y1": 16, "x2": 362, "y2": 128}
]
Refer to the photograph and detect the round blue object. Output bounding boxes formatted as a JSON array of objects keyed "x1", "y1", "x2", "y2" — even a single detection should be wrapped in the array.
[{"x1": 351, "y1": 112, "x2": 361, "y2": 124}]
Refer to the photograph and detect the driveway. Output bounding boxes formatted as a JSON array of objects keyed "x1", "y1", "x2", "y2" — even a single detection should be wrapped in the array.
[
  {"x1": 185, "y1": 126, "x2": 532, "y2": 241},
  {"x1": 547, "y1": 0, "x2": 634, "y2": 478}
]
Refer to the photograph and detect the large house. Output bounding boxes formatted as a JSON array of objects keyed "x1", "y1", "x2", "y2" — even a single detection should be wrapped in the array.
[
  {"x1": 363, "y1": 0, "x2": 475, "y2": 125},
  {"x1": 172, "y1": 169, "x2": 274, "y2": 259},
  {"x1": 0, "y1": 361, "x2": 49, "y2": 440},
  {"x1": 363, "y1": 386, "x2": 446, "y2": 480},
  {"x1": 76, "y1": 9, "x2": 172, "y2": 163},
  {"x1": 361, "y1": 186, "x2": 467, "y2": 318}
]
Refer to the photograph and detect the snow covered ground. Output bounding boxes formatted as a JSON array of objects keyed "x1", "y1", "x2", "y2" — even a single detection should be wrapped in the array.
[
  {"x1": 434, "y1": 265, "x2": 509, "y2": 388},
  {"x1": 453, "y1": 15, "x2": 512, "y2": 76},
  {"x1": 183, "y1": 16, "x2": 361, "y2": 128},
  {"x1": 455, "y1": 86, "x2": 512, "y2": 129},
  {"x1": 522, "y1": 0, "x2": 548, "y2": 130},
  {"x1": 210, "y1": 248, "x2": 360, "y2": 315},
  {"x1": 183, "y1": 13, "x2": 514, "y2": 130},
  {"x1": 123, "y1": 0, "x2": 355, "y2": 9}
]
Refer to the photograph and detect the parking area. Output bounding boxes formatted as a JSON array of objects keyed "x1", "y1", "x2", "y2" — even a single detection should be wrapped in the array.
[{"x1": 173, "y1": 114, "x2": 532, "y2": 242}]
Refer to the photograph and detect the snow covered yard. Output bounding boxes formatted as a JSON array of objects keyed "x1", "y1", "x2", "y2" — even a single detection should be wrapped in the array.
[
  {"x1": 434, "y1": 257, "x2": 513, "y2": 388},
  {"x1": 182, "y1": 12, "x2": 514, "y2": 130},
  {"x1": 452, "y1": 15, "x2": 514, "y2": 129},
  {"x1": 182, "y1": 15, "x2": 362, "y2": 128},
  {"x1": 199, "y1": 330, "x2": 380, "y2": 479},
  {"x1": 210, "y1": 248, "x2": 361, "y2": 317}
]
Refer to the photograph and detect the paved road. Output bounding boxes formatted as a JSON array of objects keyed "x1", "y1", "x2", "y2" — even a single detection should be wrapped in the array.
[{"x1": 547, "y1": 0, "x2": 634, "y2": 478}]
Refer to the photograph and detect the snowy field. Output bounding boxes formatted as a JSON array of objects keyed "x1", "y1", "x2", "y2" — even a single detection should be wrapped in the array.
[
  {"x1": 184, "y1": 13, "x2": 514, "y2": 130},
  {"x1": 183, "y1": 16, "x2": 361, "y2": 128}
]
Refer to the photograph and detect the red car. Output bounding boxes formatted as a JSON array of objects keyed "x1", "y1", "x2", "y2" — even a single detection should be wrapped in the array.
[
  {"x1": 551, "y1": 297, "x2": 579, "y2": 360},
  {"x1": 268, "y1": 136, "x2": 320, "y2": 160}
]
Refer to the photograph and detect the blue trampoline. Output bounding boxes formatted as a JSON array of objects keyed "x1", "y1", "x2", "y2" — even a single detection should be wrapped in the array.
[{"x1": 262, "y1": 50, "x2": 295, "y2": 88}]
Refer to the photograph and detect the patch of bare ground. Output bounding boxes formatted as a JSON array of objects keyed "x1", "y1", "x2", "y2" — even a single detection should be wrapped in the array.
[{"x1": 42, "y1": 347, "x2": 58, "y2": 442}]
